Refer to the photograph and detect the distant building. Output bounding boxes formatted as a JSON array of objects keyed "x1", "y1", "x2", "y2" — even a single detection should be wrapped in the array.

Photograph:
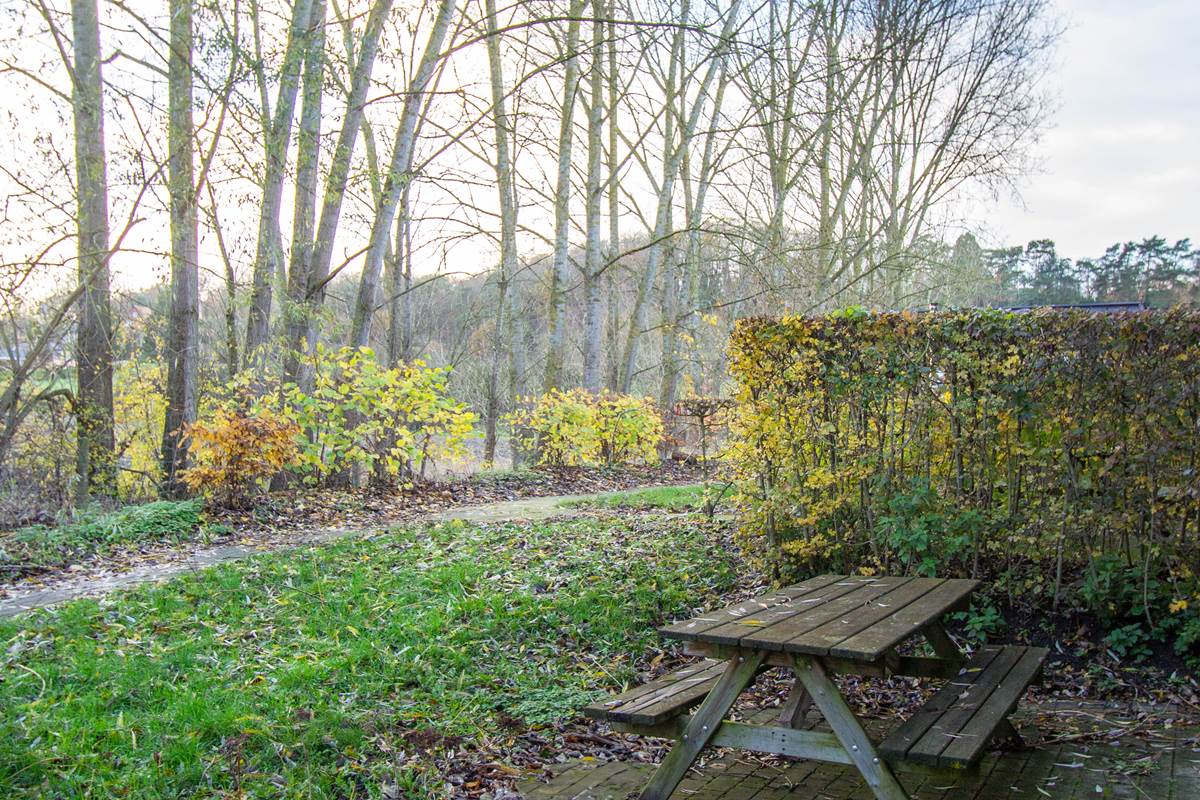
[{"x1": 997, "y1": 301, "x2": 1147, "y2": 313}]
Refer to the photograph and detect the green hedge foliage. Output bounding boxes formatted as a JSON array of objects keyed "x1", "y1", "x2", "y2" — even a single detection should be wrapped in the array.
[{"x1": 727, "y1": 307, "x2": 1200, "y2": 663}]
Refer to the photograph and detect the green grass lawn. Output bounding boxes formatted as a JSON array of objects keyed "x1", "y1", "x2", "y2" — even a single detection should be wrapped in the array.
[
  {"x1": 559, "y1": 483, "x2": 727, "y2": 513},
  {"x1": 0, "y1": 515, "x2": 739, "y2": 798}
]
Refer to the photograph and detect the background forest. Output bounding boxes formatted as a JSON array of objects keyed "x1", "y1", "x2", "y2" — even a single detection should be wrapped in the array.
[{"x1": 0, "y1": 0, "x2": 1197, "y2": 522}]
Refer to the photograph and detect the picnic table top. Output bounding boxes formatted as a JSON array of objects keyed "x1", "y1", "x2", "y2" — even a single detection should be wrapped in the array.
[{"x1": 660, "y1": 574, "x2": 979, "y2": 662}]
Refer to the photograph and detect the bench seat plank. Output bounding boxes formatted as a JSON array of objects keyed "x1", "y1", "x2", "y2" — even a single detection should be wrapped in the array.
[
  {"x1": 938, "y1": 645, "x2": 1048, "y2": 767},
  {"x1": 582, "y1": 660, "x2": 727, "y2": 726},
  {"x1": 880, "y1": 645, "x2": 1047, "y2": 770}
]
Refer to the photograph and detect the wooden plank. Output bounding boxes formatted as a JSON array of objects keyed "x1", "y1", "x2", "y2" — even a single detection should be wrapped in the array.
[
  {"x1": 903, "y1": 646, "x2": 1025, "y2": 766},
  {"x1": 793, "y1": 655, "x2": 910, "y2": 800},
  {"x1": 922, "y1": 621, "x2": 964, "y2": 662},
  {"x1": 892, "y1": 655, "x2": 966, "y2": 679},
  {"x1": 936, "y1": 646, "x2": 1047, "y2": 768},
  {"x1": 777, "y1": 678, "x2": 811, "y2": 728},
  {"x1": 683, "y1": 640, "x2": 888, "y2": 675},
  {"x1": 829, "y1": 579, "x2": 979, "y2": 661},
  {"x1": 638, "y1": 650, "x2": 765, "y2": 800},
  {"x1": 616, "y1": 715, "x2": 855, "y2": 765},
  {"x1": 583, "y1": 659, "x2": 719, "y2": 716},
  {"x1": 787, "y1": 577, "x2": 945, "y2": 655},
  {"x1": 583, "y1": 659, "x2": 727, "y2": 725},
  {"x1": 658, "y1": 574, "x2": 845, "y2": 641},
  {"x1": 699, "y1": 576, "x2": 884, "y2": 647},
  {"x1": 618, "y1": 663, "x2": 735, "y2": 725},
  {"x1": 738, "y1": 578, "x2": 914, "y2": 653},
  {"x1": 878, "y1": 646, "x2": 1003, "y2": 761},
  {"x1": 711, "y1": 721, "x2": 853, "y2": 764}
]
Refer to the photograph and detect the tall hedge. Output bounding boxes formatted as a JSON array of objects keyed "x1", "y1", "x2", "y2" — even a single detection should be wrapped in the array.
[{"x1": 726, "y1": 308, "x2": 1200, "y2": 621}]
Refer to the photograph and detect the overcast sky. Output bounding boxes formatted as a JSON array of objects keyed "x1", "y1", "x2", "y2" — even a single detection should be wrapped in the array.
[{"x1": 983, "y1": 0, "x2": 1199, "y2": 259}]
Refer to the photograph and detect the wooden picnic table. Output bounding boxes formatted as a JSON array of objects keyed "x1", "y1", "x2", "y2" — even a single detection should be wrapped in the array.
[{"x1": 585, "y1": 574, "x2": 1048, "y2": 800}]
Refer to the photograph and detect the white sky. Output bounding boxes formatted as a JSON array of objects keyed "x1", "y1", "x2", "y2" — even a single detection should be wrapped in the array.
[
  {"x1": 982, "y1": 0, "x2": 1200, "y2": 258},
  {"x1": 4, "y1": 0, "x2": 1195, "y2": 298}
]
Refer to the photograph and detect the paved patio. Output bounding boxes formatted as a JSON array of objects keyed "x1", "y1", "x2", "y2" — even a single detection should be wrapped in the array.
[{"x1": 519, "y1": 715, "x2": 1199, "y2": 800}]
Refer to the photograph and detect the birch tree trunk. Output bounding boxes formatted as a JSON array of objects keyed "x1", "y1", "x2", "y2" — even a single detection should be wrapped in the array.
[
  {"x1": 540, "y1": 0, "x2": 585, "y2": 391},
  {"x1": 244, "y1": 0, "x2": 316, "y2": 365},
  {"x1": 580, "y1": 0, "x2": 605, "y2": 392},
  {"x1": 482, "y1": 0, "x2": 520, "y2": 464},
  {"x1": 603, "y1": 3, "x2": 621, "y2": 392},
  {"x1": 282, "y1": 0, "x2": 394, "y2": 383},
  {"x1": 71, "y1": 0, "x2": 115, "y2": 500},
  {"x1": 281, "y1": 0, "x2": 326, "y2": 380},
  {"x1": 349, "y1": 0, "x2": 457, "y2": 350},
  {"x1": 161, "y1": 0, "x2": 199, "y2": 497}
]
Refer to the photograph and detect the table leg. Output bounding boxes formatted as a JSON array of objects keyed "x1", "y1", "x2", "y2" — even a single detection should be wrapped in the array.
[
  {"x1": 638, "y1": 650, "x2": 764, "y2": 800},
  {"x1": 793, "y1": 655, "x2": 910, "y2": 800}
]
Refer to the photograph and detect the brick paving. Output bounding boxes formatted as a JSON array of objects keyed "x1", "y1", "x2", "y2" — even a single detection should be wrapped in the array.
[{"x1": 519, "y1": 716, "x2": 1199, "y2": 799}]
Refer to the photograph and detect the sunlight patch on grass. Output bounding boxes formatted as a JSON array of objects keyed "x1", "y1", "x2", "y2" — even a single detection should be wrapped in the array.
[{"x1": 560, "y1": 483, "x2": 714, "y2": 512}]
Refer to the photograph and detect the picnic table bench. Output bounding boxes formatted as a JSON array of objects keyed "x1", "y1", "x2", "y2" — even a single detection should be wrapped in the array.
[{"x1": 584, "y1": 574, "x2": 1047, "y2": 800}]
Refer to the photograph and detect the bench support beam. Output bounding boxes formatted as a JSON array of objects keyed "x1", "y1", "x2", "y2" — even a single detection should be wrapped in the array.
[{"x1": 922, "y1": 622, "x2": 964, "y2": 662}]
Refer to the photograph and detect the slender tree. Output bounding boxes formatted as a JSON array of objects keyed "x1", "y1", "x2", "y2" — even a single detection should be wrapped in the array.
[
  {"x1": 244, "y1": 0, "x2": 317, "y2": 366},
  {"x1": 481, "y1": 0, "x2": 521, "y2": 464},
  {"x1": 282, "y1": 0, "x2": 394, "y2": 384},
  {"x1": 349, "y1": 0, "x2": 457, "y2": 349},
  {"x1": 280, "y1": 0, "x2": 326, "y2": 381},
  {"x1": 620, "y1": 0, "x2": 741, "y2": 392},
  {"x1": 580, "y1": 0, "x2": 606, "y2": 391},
  {"x1": 161, "y1": 0, "x2": 200, "y2": 496},
  {"x1": 541, "y1": 0, "x2": 585, "y2": 391},
  {"x1": 71, "y1": 0, "x2": 115, "y2": 500}
]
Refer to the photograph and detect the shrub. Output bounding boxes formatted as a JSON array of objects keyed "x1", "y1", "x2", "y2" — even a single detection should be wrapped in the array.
[
  {"x1": 181, "y1": 409, "x2": 301, "y2": 508},
  {"x1": 595, "y1": 393, "x2": 664, "y2": 464},
  {"x1": 277, "y1": 346, "x2": 477, "y2": 486},
  {"x1": 726, "y1": 308, "x2": 1200, "y2": 661},
  {"x1": 507, "y1": 390, "x2": 662, "y2": 467},
  {"x1": 204, "y1": 347, "x2": 477, "y2": 488},
  {"x1": 113, "y1": 361, "x2": 167, "y2": 499}
]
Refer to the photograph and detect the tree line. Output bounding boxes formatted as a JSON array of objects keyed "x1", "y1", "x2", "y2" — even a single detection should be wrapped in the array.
[{"x1": 1, "y1": 0, "x2": 1069, "y2": 514}]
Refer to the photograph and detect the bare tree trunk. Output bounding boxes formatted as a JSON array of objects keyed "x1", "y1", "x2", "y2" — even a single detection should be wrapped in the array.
[
  {"x1": 660, "y1": 59, "x2": 728, "y2": 410},
  {"x1": 281, "y1": 0, "x2": 326, "y2": 381},
  {"x1": 384, "y1": 204, "x2": 405, "y2": 366},
  {"x1": 603, "y1": 3, "x2": 621, "y2": 392},
  {"x1": 482, "y1": 0, "x2": 520, "y2": 465},
  {"x1": 385, "y1": 183, "x2": 413, "y2": 366},
  {"x1": 619, "y1": 0, "x2": 739, "y2": 394},
  {"x1": 71, "y1": 0, "x2": 115, "y2": 500},
  {"x1": 349, "y1": 0, "x2": 457, "y2": 350},
  {"x1": 580, "y1": 0, "x2": 605, "y2": 392},
  {"x1": 283, "y1": 0, "x2": 394, "y2": 383},
  {"x1": 541, "y1": 0, "x2": 585, "y2": 391},
  {"x1": 162, "y1": 0, "x2": 199, "y2": 497},
  {"x1": 244, "y1": 0, "x2": 316, "y2": 366}
]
